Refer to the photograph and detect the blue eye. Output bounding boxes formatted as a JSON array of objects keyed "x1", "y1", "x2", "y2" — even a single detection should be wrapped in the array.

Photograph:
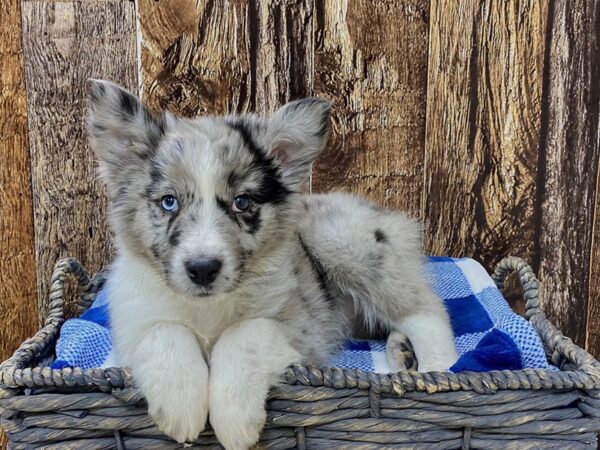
[
  {"x1": 160, "y1": 195, "x2": 179, "y2": 213},
  {"x1": 232, "y1": 195, "x2": 250, "y2": 213}
]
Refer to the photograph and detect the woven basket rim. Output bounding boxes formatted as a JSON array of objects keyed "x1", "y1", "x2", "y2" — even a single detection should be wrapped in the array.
[{"x1": 2, "y1": 256, "x2": 600, "y2": 398}]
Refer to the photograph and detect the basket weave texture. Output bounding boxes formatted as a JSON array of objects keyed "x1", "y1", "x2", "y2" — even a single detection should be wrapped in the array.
[{"x1": 2, "y1": 257, "x2": 600, "y2": 449}]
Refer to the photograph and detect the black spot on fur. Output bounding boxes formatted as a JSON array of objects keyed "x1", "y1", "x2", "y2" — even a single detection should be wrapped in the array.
[
  {"x1": 216, "y1": 197, "x2": 230, "y2": 215},
  {"x1": 115, "y1": 185, "x2": 128, "y2": 197},
  {"x1": 227, "y1": 171, "x2": 239, "y2": 190},
  {"x1": 298, "y1": 235, "x2": 334, "y2": 306},
  {"x1": 169, "y1": 227, "x2": 181, "y2": 246},
  {"x1": 151, "y1": 243, "x2": 160, "y2": 258},
  {"x1": 227, "y1": 120, "x2": 291, "y2": 203},
  {"x1": 236, "y1": 248, "x2": 254, "y2": 274},
  {"x1": 122, "y1": 206, "x2": 137, "y2": 226},
  {"x1": 375, "y1": 229, "x2": 387, "y2": 243},
  {"x1": 149, "y1": 163, "x2": 163, "y2": 184},
  {"x1": 118, "y1": 89, "x2": 139, "y2": 117},
  {"x1": 404, "y1": 355, "x2": 415, "y2": 370},
  {"x1": 146, "y1": 113, "x2": 167, "y2": 151},
  {"x1": 243, "y1": 210, "x2": 261, "y2": 234},
  {"x1": 166, "y1": 213, "x2": 178, "y2": 234}
]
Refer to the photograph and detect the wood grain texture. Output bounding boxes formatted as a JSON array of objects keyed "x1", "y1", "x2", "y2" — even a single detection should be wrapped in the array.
[
  {"x1": 20, "y1": 0, "x2": 137, "y2": 320},
  {"x1": 589, "y1": 166, "x2": 600, "y2": 357},
  {"x1": 0, "y1": 0, "x2": 37, "y2": 387},
  {"x1": 423, "y1": 1, "x2": 547, "y2": 271},
  {"x1": 311, "y1": 0, "x2": 429, "y2": 214},
  {"x1": 538, "y1": 0, "x2": 600, "y2": 348},
  {"x1": 140, "y1": 0, "x2": 314, "y2": 116},
  {"x1": 139, "y1": 0, "x2": 252, "y2": 115},
  {"x1": 254, "y1": 0, "x2": 314, "y2": 113},
  {"x1": 1, "y1": 0, "x2": 37, "y2": 446}
]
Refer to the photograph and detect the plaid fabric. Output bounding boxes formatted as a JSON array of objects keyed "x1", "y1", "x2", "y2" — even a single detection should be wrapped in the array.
[
  {"x1": 330, "y1": 257, "x2": 553, "y2": 373},
  {"x1": 52, "y1": 257, "x2": 553, "y2": 373}
]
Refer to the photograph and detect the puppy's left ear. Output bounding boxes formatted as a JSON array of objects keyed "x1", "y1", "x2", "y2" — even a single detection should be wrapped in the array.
[{"x1": 266, "y1": 98, "x2": 331, "y2": 189}]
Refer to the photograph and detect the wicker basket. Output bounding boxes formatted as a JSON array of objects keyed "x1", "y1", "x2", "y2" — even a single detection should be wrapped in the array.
[{"x1": 2, "y1": 257, "x2": 600, "y2": 449}]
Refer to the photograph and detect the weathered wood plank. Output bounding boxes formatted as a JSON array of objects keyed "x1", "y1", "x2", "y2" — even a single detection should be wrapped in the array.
[
  {"x1": 20, "y1": 0, "x2": 137, "y2": 320},
  {"x1": 1, "y1": 0, "x2": 37, "y2": 446},
  {"x1": 423, "y1": 2, "x2": 547, "y2": 273},
  {"x1": 589, "y1": 170, "x2": 600, "y2": 357},
  {"x1": 139, "y1": 0, "x2": 252, "y2": 115},
  {"x1": 0, "y1": 0, "x2": 37, "y2": 380},
  {"x1": 139, "y1": 0, "x2": 314, "y2": 117},
  {"x1": 311, "y1": 0, "x2": 429, "y2": 214},
  {"x1": 254, "y1": 0, "x2": 314, "y2": 113},
  {"x1": 538, "y1": 0, "x2": 600, "y2": 348}
]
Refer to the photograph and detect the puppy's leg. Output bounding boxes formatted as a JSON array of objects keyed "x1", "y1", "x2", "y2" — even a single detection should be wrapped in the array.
[
  {"x1": 209, "y1": 318, "x2": 302, "y2": 450},
  {"x1": 300, "y1": 193, "x2": 458, "y2": 372},
  {"x1": 390, "y1": 296, "x2": 458, "y2": 372},
  {"x1": 133, "y1": 323, "x2": 209, "y2": 443},
  {"x1": 386, "y1": 330, "x2": 418, "y2": 371}
]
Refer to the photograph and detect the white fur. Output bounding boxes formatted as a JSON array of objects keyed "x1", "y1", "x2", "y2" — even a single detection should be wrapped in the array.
[{"x1": 209, "y1": 319, "x2": 301, "y2": 449}]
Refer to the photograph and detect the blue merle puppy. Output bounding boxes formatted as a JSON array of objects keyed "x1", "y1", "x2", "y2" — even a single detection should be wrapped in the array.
[{"x1": 87, "y1": 80, "x2": 457, "y2": 449}]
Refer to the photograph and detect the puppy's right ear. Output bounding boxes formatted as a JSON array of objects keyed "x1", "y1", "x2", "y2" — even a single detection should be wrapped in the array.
[{"x1": 87, "y1": 80, "x2": 168, "y2": 178}]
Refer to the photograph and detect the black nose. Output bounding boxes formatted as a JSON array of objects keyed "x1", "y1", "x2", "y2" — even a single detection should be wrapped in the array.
[{"x1": 185, "y1": 258, "x2": 222, "y2": 286}]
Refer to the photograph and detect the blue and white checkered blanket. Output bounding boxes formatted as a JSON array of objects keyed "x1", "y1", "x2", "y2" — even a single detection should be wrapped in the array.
[{"x1": 52, "y1": 257, "x2": 553, "y2": 373}]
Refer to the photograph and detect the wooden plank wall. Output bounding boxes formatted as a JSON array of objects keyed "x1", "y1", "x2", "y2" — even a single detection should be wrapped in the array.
[
  {"x1": 20, "y1": 0, "x2": 138, "y2": 320},
  {"x1": 540, "y1": 0, "x2": 600, "y2": 349},
  {"x1": 0, "y1": 0, "x2": 38, "y2": 421},
  {"x1": 0, "y1": 0, "x2": 37, "y2": 446},
  {"x1": 2, "y1": 0, "x2": 600, "y2": 376},
  {"x1": 311, "y1": 0, "x2": 429, "y2": 214}
]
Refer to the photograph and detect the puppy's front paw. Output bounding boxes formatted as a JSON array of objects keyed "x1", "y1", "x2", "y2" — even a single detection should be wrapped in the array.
[
  {"x1": 209, "y1": 381, "x2": 266, "y2": 450},
  {"x1": 145, "y1": 380, "x2": 208, "y2": 443},
  {"x1": 386, "y1": 331, "x2": 418, "y2": 371}
]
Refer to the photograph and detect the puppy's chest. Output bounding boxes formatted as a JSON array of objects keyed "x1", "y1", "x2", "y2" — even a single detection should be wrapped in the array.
[
  {"x1": 182, "y1": 300, "x2": 242, "y2": 353},
  {"x1": 184, "y1": 288, "x2": 294, "y2": 354}
]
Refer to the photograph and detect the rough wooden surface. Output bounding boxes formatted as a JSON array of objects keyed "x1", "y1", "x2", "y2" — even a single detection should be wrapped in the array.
[
  {"x1": 139, "y1": 0, "x2": 314, "y2": 117},
  {"x1": 424, "y1": 1, "x2": 547, "y2": 269},
  {"x1": 254, "y1": 0, "x2": 314, "y2": 113},
  {"x1": 139, "y1": 0, "x2": 251, "y2": 115},
  {"x1": 590, "y1": 168, "x2": 600, "y2": 357},
  {"x1": 0, "y1": 0, "x2": 37, "y2": 446},
  {"x1": 311, "y1": 0, "x2": 429, "y2": 214},
  {"x1": 20, "y1": 0, "x2": 138, "y2": 320},
  {"x1": 538, "y1": 0, "x2": 600, "y2": 348}
]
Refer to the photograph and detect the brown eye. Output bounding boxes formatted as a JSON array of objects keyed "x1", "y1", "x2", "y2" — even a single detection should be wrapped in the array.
[{"x1": 232, "y1": 195, "x2": 250, "y2": 213}]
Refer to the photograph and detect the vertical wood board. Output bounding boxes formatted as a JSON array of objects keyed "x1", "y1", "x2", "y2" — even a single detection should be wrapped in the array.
[
  {"x1": 423, "y1": 1, "x2": 547, "y2": 275},
  {"x1": 21, "y1": 0, "x2": 138, "y2": 319},
  {"x1": 139, "y1": 0, "x2": 252, "y2": 115},
  {"x1": 540, "y1": 0, "x2": 600, "y2": 347},
  {"x1": 311, "y1": 0, "x2": 429, "y2": 215},
  {"x1": 0, "y1": 0, "x2": 37, "y2": 370}
]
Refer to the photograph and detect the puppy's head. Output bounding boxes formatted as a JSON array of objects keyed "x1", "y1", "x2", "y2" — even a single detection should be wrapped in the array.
[{"x1": 87, "y1": 80, "x2": 330, "y2": 298}]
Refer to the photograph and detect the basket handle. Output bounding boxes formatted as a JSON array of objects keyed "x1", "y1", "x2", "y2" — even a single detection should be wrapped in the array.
[
  {"x1": 491, "y1": 256, "x2": 541, "y2": 320},
  {"x1": 44, "y1": 257, "x2": 91, "y2": 327},
  {"x1": 492, "y1": 256, "x2": 600, "y2": 375},
  {"x1": 1, "y1": 258, "x2": 89, "y2": 375}
]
